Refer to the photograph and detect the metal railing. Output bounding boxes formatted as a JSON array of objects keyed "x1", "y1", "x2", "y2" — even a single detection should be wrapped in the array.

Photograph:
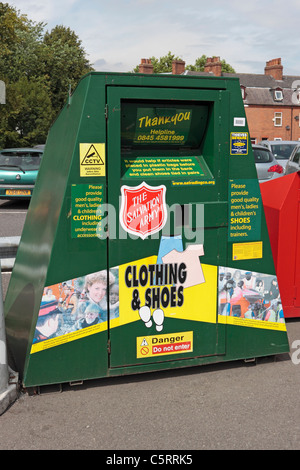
[
  {"x1": 0, "y1": 240, "x2": 19, "y2": 412},
  {"x1": 0, "y1": 236, "x2": 20, "y2": 271}
]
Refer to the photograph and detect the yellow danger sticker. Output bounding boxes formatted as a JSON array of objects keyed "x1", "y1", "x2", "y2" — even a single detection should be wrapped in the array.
[
  {"x1": 79, "y1": 143, "x2": 105, "y2": 177},
  {"x1": 136, "y1": 331, "x2": 193, "y2": 359}
]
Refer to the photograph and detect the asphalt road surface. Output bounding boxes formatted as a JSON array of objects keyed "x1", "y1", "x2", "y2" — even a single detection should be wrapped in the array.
[
  {"x1": 0, "y1": 319, "x2": 299, "y2": 451},
  {"x1": 0, "y1": 198, "x2": 300, "y2": 451},
  {"x1": 0, "y1": 198, "x2": 28, "y2": 237}
]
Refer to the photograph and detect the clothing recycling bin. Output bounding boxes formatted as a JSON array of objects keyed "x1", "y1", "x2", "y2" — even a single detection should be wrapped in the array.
[{"x1": 4, "y1": 72, "x2": 289, "y2": 390}]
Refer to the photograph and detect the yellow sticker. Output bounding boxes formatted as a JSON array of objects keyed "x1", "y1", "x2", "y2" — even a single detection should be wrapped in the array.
[
  {"x1": 136, "y1": 331, "x2": 193, "y2": 359},
  {"x1": 118, "y1": 257, "x2": 218, "y2": 329},
  {"x1": 218, "y1": 315, "x2": 286, "y2": 332},
  {"x1": 232, "y1": 241, "x2": 263, "y2": 260},
  {"x1": 30, "y1": 321, "x2": 107, "y2": 354},
  {"x1": 79, "y1": 143, "x2": 105, "y2": 177}
]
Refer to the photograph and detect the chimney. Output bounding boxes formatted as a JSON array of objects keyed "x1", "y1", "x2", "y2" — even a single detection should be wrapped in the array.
[
  {"x1": 139, "y1": 58, "x2": 153, "y2": 74},
  {"x1": 264, "y1": 58, "x2": 283, "y2": 80},
  {"x1": 204, "y1": 56, "x2": 222, "y2": 77},
  {"x1": 172, "y1": 60, "x2": 185, "y2": 75}
]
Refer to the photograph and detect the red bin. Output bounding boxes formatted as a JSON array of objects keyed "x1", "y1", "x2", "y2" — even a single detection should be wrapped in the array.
[{"x1": 260, "y1": 172, "x2": 300, "y2": 318}]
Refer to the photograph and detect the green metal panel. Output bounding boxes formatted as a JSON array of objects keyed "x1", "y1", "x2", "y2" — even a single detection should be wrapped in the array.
[{"x1": 4, "y1": 72, "x2": 289, "y2": 390}]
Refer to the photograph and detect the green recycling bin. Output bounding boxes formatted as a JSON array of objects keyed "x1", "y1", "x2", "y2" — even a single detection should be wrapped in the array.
[{"x1": 4, "y1": 72, "x2": 289, "y2": 390}]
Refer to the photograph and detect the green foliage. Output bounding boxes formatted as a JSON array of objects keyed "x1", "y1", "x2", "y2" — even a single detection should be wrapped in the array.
[
  {"x1": 0, "y1": 2, "x2": 28, "y2": 58},
  {"x1": 133, "y1": 53, "x2": 235, "y2": 74},
  {"x1": 43, "y1": 25, "x2": 93, "y2": 113},
  {"x1": 186, "y1": 54, "x2": 235, "y2": 73},
  {"x1": 0, "y1": 3, "x2": 94, "y2": 148},
  {"x1": 133, "y1": 51, "x2": 182, "y2": 73},
  {"x1": 0, "y1": 77, "x2": 53, "y2": 148}
]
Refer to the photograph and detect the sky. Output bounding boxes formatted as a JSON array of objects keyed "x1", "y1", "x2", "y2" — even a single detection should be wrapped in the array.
[{"x1": 8, "y1": 0, "x2": 300, "y2": 76}]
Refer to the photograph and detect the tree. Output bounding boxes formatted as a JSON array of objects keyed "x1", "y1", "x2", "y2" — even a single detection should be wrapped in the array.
[
  {"x1": 133, "y1": 53, "x2": 235, "y2": 74},
  {"x1": 0, "y1": 76, "x2": 53, "y2": 148},
  {"x1": 43, "y1": 25, "x2": 94, "y2": 114},
  {"x1": 0, "y1": 3, "x2": 51, "y2": 147},
  {"x1": 0, "y1": 2, "x2": 28, "y2": 59},
  {"x1": 0, "y1": 4, "x2": 94, "y2": 148},
  {"x1": 0, "y1": 3, "x2": 46, "y2": 82}
]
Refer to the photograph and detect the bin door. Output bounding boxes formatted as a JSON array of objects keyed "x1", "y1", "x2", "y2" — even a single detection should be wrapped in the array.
[{"x1": 106, "y1": 85, "x2": 227, "y2": 369}]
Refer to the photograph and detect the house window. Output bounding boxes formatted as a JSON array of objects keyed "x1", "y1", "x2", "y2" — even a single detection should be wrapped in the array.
[
  {"x1": 241, "y1": 86, "x2": 246, "y2": 100},
  {"x1": 274, "y1": 112, "x2": 282, "y2": 126},
  {"x1": 274, "y1": 89, "x2": 283, "y2": 101}
]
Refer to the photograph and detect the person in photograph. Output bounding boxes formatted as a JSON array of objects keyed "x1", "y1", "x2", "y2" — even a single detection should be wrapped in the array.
[
  {"x1": 58, "y1": 281, "x2": 79, "y2": 334},
  {"x1": 242, "y1": 271, "x2": 257, "y2": 290},
  {"x1": 77, "y1": 270, "x2": 115, "y2": 322},
  {"x1": 219, "y1": 271, "x2": 226, "y2": 291},
  {"x1": 218, "y1": 278, "x2": 235, "y2": 315},
  {"x1": 42, "y1": 288, "x2": 56, "y2": 302},
  {"x1": 109, "y1": 283, "x2": 119, "y2": 319},
  {"x1": 75, "y1": 304, "x2": 101, "y2": 329},
  {"x1": 268, "y1": 278, "x2": 280, "y2": 301},
  {"x1": 252, "y1": 302, "x2": 262, "y2": 319},
  {"x1": 233, "y1": 270, "x2": 242, "y2": 284},
  {"x1": 264, "y1": 304, "x2": 277, "y2": 322},
  {"x1": 230, "y1": 280, "x2": 245, "y2": 317},
  {"x1": 256, "y1": 279, "x2": 265, "y2": 295},
  {"x1": 244, "y1": 304, "x2": 254, "y2": 319},
  {"x1": 59, "y1": 282, "x2": 78, "y2": 314},
  {"x1": 33, "y1": 301, "x2": 62, "y2": 343}
]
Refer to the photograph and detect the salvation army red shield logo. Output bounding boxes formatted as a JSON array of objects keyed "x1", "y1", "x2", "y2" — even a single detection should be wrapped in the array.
[{"x1": 120, "y1": 182, "x2": 167, "y2": 239}]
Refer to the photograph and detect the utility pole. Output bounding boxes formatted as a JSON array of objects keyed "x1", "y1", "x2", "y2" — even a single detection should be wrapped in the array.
[{"x1": 0, "y1": 80, "x2": 5, "y2": 104}]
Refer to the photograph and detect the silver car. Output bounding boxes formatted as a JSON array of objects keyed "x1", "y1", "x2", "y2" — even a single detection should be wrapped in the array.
[
  {"x1": 258, "y1": 140, "x2": 299, "y2": 169},
  {"x1": 252, "y1": 144, "x2": 284, "y2": 183},
  {"x1": 284, "y1": 144, "x2": 300, "y2": 175}
]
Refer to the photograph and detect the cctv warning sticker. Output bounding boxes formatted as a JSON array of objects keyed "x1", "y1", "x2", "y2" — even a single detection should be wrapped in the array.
[
  {"x1": 80, "y1": 143, "x2": 105, "y2": 177},
  {"x1": 136, "y1": 331, "x2": 193, "y2": 359}
]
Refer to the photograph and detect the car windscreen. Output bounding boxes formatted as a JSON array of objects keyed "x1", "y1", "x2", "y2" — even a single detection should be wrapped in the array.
[
  {"x1": 253, "y1": 148, "x2": 272, "y2": 163},
  {"x1": 0, "y1": 151, "x2": 42, "y2": 170},
  {"x1": 270, "y1": 144, "x2": 297, "y2": 160}
]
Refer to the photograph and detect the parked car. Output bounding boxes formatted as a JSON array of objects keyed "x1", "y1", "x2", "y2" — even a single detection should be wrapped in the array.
[
  {"x1": 258, "y1": 140, "x2": 299, "y2": 169},
  {"x1": 34, "y1": 144, "x2": 45, "y2": 150},
  {"x1": 284, "y1": 144, "x2": 300, "y2": 175},
  {"x1": 252, "y1": 144, "x2": 284, "y2": 183},
  {"x1": 0, "y1": 147, "x2": 43, "y2": 199}
]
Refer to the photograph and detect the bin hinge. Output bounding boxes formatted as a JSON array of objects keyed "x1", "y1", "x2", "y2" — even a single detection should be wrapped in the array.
[
  {"x1": 105, "y1": 104, "x2": 108, "y2": 119},
  {"x1": 107, "y1": 339, "x2": 111, "y2": 354}
]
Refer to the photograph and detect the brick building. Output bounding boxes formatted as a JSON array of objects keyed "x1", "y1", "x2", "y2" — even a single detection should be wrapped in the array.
[{"x1": 139, "y1": 57, "x2": 300, "y2": 144}]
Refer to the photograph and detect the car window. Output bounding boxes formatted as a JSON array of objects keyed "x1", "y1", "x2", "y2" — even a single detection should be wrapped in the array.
[
  {"x1": 0, "y1": 151, "x2": 42, "y2": 170},
  {"x1": 270, "y1": 144, "x2": 297, "y2": 159},
  {"x1": 253, "y1": 148, "x2": 272, "y2": 163},
  {"x1": 292, "y1": 147, "x2": 300, "y2": 164}
]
